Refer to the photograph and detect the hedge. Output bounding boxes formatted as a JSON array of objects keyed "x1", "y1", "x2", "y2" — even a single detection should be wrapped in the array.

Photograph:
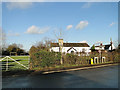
[{"x1": 30, "y1": 50, "x2": 61, "y2": 69}]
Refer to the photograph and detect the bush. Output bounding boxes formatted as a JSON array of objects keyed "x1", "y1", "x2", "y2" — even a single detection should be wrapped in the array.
[
  {"x1": 29, "y1": 44, "x2": 119, "y2": 70},
  {"x1": 112, "y1": 51, "x2": 120, "y2": 63},
  {"x1": 63, "y1": 53, "x2": 78, "y2": 65},
  {"x1": 29, "y1": 46, "x2": 39, "y2": 69},
  {"x1": 29, "y1": 49, "x2": 61, "y2": 69},
  {"x1": 63, "y1": 53, "x2": 91, "y2": 65}
]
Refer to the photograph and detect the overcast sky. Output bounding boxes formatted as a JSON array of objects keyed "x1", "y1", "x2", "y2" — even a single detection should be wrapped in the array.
[{"x1": 2, "y1": 2, "x2": 118, "y2": 51}]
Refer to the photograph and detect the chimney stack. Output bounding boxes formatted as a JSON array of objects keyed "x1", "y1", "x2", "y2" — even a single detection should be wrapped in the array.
[
  {"x1": 100, "y1": 43, "x2": 103, "y2": 46},
  {"x1": 58, "y1": 39, "x2": 63, "y2": 47}
]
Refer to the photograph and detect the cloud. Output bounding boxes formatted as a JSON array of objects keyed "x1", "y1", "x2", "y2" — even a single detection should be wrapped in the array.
[
  {"x1": 25, "y1": 25, "x2": 50, "y2": 34},
  {"x1": 76, "y1": 21, "x2": 88, "y2": 30},
  {"x1": 6, "y1": 2, "x2": 33, "y2": 10},
  {"x1": 109, "y1": 22, "x2": 115, "y2": 27},
  {"x1": 80, "y1": 40, "x2": 87, "y2": 43},
  {"x1": 82, "y1": 2, "x2": 92, "y2": 8},
  {"x1": 66, "y1": 25, "x2": 73, "y2": 30}
]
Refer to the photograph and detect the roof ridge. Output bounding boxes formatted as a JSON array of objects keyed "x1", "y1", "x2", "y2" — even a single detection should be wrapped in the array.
[{"x1": 51, "y1": 42, "x2": 90, "y2": 47}]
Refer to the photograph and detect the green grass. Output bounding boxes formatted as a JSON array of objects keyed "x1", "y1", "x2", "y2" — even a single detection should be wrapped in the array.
[{"x1": 0, "y1": 56, "x2": 30, "y2": 71}]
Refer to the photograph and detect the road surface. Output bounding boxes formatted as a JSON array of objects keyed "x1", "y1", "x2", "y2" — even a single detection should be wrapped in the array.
[{"x1": 2, "y1": 65, "x2": 119, "y2": 88}]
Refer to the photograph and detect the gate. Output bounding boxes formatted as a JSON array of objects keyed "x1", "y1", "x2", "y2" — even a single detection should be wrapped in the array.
[{"x1": 0, "y1": 56, "x2": 29, "y2": 71}]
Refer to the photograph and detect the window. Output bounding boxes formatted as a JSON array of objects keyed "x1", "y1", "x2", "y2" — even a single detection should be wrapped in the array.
[{"x1": 71, "y1": 51, "x2": 74, "y2": 54}]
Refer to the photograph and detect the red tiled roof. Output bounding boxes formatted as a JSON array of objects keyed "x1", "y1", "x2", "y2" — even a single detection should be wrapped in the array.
[{"x1": 51, "y1": 43, "x2": 90, "y2": 47}]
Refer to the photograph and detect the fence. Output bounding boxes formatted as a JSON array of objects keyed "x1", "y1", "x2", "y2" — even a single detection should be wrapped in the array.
[{"x1": 0, "y1": 56, "x2": 30, "y2": 71}]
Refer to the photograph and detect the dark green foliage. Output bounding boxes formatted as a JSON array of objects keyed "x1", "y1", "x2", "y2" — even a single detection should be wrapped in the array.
[
  {"x1": 116, "y1": 44, "x2": 120, "y2": 53},
  {"x1": 2, "y1": 49, "x2": 9, "y2": 56},
  {"x1": 29, "y1": 49, "x2": 61, "y2": 69},
  {"x1": 29, "y1": 46, "x2": 38, "y2": 69},
  {"x1": 64, "y1": 53, "x2": 78, "y2": 65},
  {"x1": 29, "y1": 42, "x2": 119, "y2": 70},
  {"x1": 118, "y1": 44, "x2": 120, "y2": 49},
  {"x1": 91, "y1": 45, "x2": 95, "y2": 51},
  {"x1": 2, "y1": 43, "x2": 26, "y2": 56},
  {"x1": 36, "y1": 50, "x2": 55, "y2": 67},
  {"x1": 29, "y1": 46, "x2": 38, "y2": 57}
]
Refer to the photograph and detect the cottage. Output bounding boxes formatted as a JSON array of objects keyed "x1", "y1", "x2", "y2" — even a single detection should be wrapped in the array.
[
  {"x1": 50, "y1": 39, "x2": 91, "y2": 56},
  {"x1": 94, "y1": 39, "x2": 116, "y2": 52}
]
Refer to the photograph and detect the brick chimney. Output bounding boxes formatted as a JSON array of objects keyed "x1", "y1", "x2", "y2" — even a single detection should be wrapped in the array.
[
  {"x1": 100, "y1": 43, "x2": 103, "y2": 46},
  {"x1": 58, "y1": 39, "x2": 63, "y2": 47}
]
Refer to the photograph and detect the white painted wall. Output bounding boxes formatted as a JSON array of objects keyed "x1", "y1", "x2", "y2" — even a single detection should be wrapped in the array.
[
  {"x1": 95, "y1": 47, "x2": 104, "y2": 50},
  {"x1": 50, "y1": 47, "x2": 91, "y2": 54},
  {"x1": 109, "y1": 44, "x2": 116, "y2": 50},
  {"x1": 50, "y1": 47, "x2": 59, "y2": 52}
]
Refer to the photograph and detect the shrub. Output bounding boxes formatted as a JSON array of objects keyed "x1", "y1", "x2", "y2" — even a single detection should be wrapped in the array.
[
  {"x1": 30, "y1": 49, "x2": 61, "y2": 69},
  {"x1": 112, "y1": 51, "x2": 120, "y2": 63},
  {"x1": 29, "y1": 46, "x2": 38, "y2": 69},
  {"x1": 64, "y1": 53, "x2": 78, "y2": 65},
  {"x1": 91, "y1": 45, "x2": 95, "y2": 51}
]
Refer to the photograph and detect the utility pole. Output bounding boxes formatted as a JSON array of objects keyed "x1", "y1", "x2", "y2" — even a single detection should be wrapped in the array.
[
  {"x1": 99, "y1": 43, "x2": 102, "y2": 63},
  {"x1": 110, "y1": 38, "x2": 113, "y2": 51},
  {"x1": 110, "y1": 38, "x2": 114, "y2": 62},
  {"x1": 58, "y1": 39, "x2": 63, "y2": 64},
  {"x1": 6, "y1": 56, "x2": 8, "y2": 71}
]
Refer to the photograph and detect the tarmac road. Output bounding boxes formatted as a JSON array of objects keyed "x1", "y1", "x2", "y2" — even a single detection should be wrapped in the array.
[{"x1": 2, "y1": 65, "x2": 119, "y2": 88}]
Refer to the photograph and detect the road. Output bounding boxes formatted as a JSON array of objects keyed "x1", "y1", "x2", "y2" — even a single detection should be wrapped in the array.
[{"x1": 2, "y1": 65, "x2": 119, "y2": 88}]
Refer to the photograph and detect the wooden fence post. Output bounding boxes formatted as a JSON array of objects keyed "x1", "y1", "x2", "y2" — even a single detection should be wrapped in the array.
[{"x1": 6, "y1": 57, "x2": 8, "y2": 71}]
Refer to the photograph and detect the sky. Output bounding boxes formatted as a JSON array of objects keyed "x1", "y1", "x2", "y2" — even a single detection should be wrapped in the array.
[{"x1": 2, "y1": 2, "x2": 118, "y2": 51}]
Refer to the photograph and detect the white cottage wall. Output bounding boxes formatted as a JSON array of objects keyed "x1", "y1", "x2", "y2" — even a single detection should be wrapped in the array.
[
  {"x1": 51, "y1": 47, "x2": 91, "y2": 54},
  {"x1": 95, "y1": 47, "x2": 104, "y2": 50},
  {"x1": 50, "y1": 47, "x2": 59, "y2": 52},
  {"x1": 109, "y1": 44, "x2": 116, "y2": 50}
]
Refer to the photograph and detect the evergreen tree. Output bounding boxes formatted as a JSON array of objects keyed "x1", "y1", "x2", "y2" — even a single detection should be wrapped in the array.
[{"x1": 91, "y1": 44, "x2": 95, "y2": 51}]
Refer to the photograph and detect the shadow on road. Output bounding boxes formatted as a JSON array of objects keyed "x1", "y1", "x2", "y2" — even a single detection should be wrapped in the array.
[{"x1": 2, "y1": 65, "x2": 118, "y2": 88}]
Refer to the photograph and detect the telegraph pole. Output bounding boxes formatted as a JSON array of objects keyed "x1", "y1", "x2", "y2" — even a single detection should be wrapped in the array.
[
  {"x1": 59, "y1": 39, "x2": 63, "y2": 64},
  {"x1": 99, "y1": 43, "x2": 102, "y2": 63},
  {"x1": 110, "y1": 38, "x2": 113, "y2": 51}
]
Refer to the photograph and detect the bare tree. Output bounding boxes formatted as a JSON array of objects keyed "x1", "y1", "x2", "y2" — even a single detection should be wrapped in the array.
[
  {"x1": 0, "y1": 28, "x2": 2, "y2": 56},
  {"x1": 35, "y1": 37, "x2": 56, "y2": 51},
  {"x1": 0, "y1": 28, "x2": 6, "y2": 56},
  {"x1": 113, "y1": 40, "x2": 119, "y2": 49},
  {"x1": 53, "y1": 28, "x2": 65, "y2": 40},
  {"x1": 95, "y1": 41, "x2": 102, "y2": 46},
  {"x1": 43, "y1": 37, "x2": 56, "y2": 48},
  {"x1": 17, "y1": 44, "x2": 23, "y2": 49}
]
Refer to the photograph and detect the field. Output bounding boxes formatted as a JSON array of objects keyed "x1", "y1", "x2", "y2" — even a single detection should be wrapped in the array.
[{"x1": 0, "y1": 56, "x2": 30, "y2": 71}]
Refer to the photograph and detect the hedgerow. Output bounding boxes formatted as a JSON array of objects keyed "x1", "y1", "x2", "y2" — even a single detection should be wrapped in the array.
[{"x1": 29, "y1": 48, "x2": 61, "y2": 69}]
